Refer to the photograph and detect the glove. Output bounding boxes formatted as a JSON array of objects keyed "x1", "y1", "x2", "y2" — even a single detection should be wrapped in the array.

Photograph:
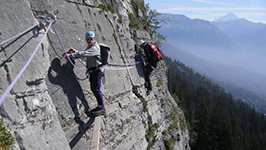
[{"x1": 68, "y1": 48, "x2": 76, "y2": 53}]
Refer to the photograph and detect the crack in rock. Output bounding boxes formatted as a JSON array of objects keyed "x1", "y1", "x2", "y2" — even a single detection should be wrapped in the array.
[{"x1": 26, "y1": 78, "x2": 44, "y2": 86}]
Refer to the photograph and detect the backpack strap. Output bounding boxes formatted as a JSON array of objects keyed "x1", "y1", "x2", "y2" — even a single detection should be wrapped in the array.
[{"x1": 149, "y1": 43, "x2": 162, "y2": 59}]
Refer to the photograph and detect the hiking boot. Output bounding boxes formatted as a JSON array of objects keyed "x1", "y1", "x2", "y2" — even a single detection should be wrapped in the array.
[
  {"x1": 90, "y1": 106, "x2": 106, "y2": 116},
  {"x1": 146, "y1": 90, "x2": 151, "y2": 96}
]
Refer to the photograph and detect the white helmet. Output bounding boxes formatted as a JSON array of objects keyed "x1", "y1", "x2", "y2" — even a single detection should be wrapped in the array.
[{"x1": 138, "y1": 40, "x2": 146, "y2": 46}]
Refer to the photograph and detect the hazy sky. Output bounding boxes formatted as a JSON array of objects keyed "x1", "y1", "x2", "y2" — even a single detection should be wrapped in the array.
[{"x1": 144, "y1": 0, "x2": 266, "y2": 23}]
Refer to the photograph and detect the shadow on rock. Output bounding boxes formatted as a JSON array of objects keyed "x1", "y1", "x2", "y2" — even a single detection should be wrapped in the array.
[
  {"x1": 48, "y1": 58, "x2": 90, "y2": 125},
  {"x1": 69, "y1": 117, "x2": 95, "y2": 149}
]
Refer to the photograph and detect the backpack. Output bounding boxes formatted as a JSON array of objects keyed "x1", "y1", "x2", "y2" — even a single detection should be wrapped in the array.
[
  {"x1": 149, "y1": 43, "x2": 163, "y2": 62},
  {"x1": 98, "y1": 43, "x2": 110, "y2": 65}
]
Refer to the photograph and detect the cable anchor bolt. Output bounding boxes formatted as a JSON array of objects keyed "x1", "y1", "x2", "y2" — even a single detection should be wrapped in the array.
[{"x1": 45, "y1": 13, "x2": 56, "y2": 24}]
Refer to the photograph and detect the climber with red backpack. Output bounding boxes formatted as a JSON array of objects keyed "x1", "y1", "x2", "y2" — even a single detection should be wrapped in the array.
[
  {"x1": 139, "y1": 40, "x2": 163, "y2": 95},
  {"x1": 64, "y1": 31, "x2": 109, "y2": 116}
]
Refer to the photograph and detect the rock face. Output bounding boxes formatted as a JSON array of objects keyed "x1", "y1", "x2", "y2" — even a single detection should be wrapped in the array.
[{"x1": 0, "y1": 0, "x2": 190, "y2": 149}]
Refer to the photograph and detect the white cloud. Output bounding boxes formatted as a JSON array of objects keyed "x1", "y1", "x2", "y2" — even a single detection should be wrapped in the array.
[
  {"x1": 158, "y1": 6, "x2": 265, "y2": 13},
  {"x1": 157, "y1": 6, "x2": 266, "y2": 23},
  {"x1": 191, "y1": 0, "x2": 235, "y2": 6},
  {"x1": 155, "y1": 2, "x2": 266, "y2": 23},
  {"x1": 238, "y1": 12, "x2": 266, "y2": 17}
]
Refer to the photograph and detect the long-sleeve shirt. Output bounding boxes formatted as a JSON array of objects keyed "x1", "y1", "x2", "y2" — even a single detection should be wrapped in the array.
[{"x1": 70, "y1": 42, "x2": 102, "y2": 70}]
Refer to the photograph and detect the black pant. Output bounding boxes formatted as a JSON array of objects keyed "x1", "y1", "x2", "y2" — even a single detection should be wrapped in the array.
[
  {"x1": 144, "y1": 64, "x2": 155, "y2": 91},
  {"x1": 89, "y1": 70, "x2": 104, "y2": 107}
]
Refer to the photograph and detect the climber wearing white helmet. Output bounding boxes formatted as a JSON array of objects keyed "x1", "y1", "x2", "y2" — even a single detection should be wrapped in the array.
[
  {"x1": 139, "y1": 39, "x2": 162, "y2": 95},
  {"x1": 64, "y1": 31, "x2": 105, "y2": 116}
]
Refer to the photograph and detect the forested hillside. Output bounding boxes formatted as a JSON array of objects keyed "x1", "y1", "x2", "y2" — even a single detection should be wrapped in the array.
[{"x1": 165, "y1": 57, "x2": 266, "y2": 150}]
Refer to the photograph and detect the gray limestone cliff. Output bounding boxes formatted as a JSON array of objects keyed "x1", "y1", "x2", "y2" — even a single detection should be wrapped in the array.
[{"x1": 0, "y1": 0, "x2": 190, "y2": 149}]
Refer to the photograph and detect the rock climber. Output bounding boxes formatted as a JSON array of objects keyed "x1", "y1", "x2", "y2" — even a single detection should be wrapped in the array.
[
  {"x1": 139, "y1": 40, "x2": 162, "y2": 95},
  {"x1": 64, "y1": 31, "x2": 105, "y2": 116}
]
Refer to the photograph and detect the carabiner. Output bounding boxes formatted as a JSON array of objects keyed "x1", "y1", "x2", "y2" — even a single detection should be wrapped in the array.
[{"x1": 45, "y1": 13, "x2": 56, "y2": 24}]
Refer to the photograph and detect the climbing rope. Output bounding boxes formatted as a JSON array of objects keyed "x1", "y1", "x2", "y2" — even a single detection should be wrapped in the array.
[
  {"x1": 107, "y1": 61, "x2": 140, "y2": 67},
  {"x1": 0, "y1": 14, "x2": 56, "y2": 106},
  {"x1": 125, "y1": 61, "x2": 135, "y2": 86},
  {"x1": 0, "y1": 23, "x2": 45, "y2": 48},
  {"x1": 52, "y1": 24, "x2": 87, "y2": 70}
]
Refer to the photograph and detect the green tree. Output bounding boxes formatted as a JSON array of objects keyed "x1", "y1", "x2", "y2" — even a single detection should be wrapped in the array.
[
  {"x1": 144, "y1": 3, "x2": 166, "y2": 47},
  {"x1": 165, "y1": 56, "x2": 266, "y2": 150}
]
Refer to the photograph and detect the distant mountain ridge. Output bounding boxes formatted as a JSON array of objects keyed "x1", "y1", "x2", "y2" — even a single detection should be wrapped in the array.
[
  {"x1": 214, "y1": 12, "x2": 239, "y2": 22},
  {"x1": 158, "y1": 13, "x2": 266, "y2": 74},
  {"x1": 158, "y1": 13, "x2": 235, "y2": 49},
  {"x1": 212, "y1": 13, "x2": 266, "y2": 55}
]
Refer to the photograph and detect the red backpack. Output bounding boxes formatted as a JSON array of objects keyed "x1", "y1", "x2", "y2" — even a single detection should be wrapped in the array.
[{"x1": 149, "y1": 43, "x2": 163, "y2": 62}]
